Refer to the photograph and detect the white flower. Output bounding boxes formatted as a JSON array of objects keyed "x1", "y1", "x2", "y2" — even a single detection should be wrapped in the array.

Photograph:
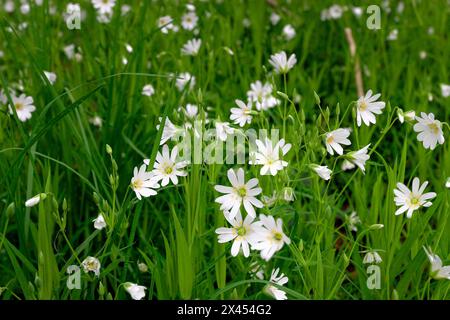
[
  {"x1": 93, "y1": 214, "x2": 106, "y2": 230},
  {"x1": 441, "y1": 84, "x2": 450, "y2": 98},
  {"x1": 181, "y1": 11, "x2": 198, "y2": 30},
  {"x1": 181, "y1": 38, "x2": 201, "y2": 56},
  {"x1": 156, "y1": 117, "x2": 185, "y2": 145},
  {"x1": 282, "y1": 24, "x2": 296, "y2": 41},
  {"x1": 8, "y1": 94, "x2": 36, "y2": 122},
  {"x1": 270, "y1": 12, "x2": 280, "y2": 25},
  {"x1": 252, "y1": 214, "x2": 291, "y2": 261},
  {"x1": 44, "y1": 71, "x2": 57, "y2": 85},
  {"x1": 413, "y1": 112, "x2": 445, "y2": 150},
  {"x1": 324, "y1": 128, "x2": 351, "y2": 155},
  {"x1": 393, "y1": 177, "x2": 436, "y2": 218},
  {"x1": 363, "y1": 251, "x2": 382, "y2": 264},
  {"x1": 356, "y1": 90, "x2": 386, "y2": 127},
  {"x1": 328, "y1": 5, "x2": 343, "y2": 19},
  {"x1": 269, "y1": 51, "x2": 297, "y2": 74},
  {"x1": 142, "y1": 84, "x2": 155, "y2": 97},
  {"x1": 311, "y1": 165, "x2": 332, "y2": 181},
  {"x1": 176, "y1": 72, "x2": 195, "y2": 91},
  {"x1": 81, "y1": 256, "x2": 101, "y2": 276},
  {"x1": 387, "y1": 29, "x2": 398, "y2": 41},
  {"x1": 265, "y1": 268, "x2": 288, "y2": 300},
  {"x1": 346, "y1": 144, "x2": 370, "y2": 173},
  {"x1": 346, "y1": 211, "x2": 361, "y2": 232},
  {"x1": 423, "y1": 247, "x2": 450, "y2": 280},
  {"x1": 249, "y1": 138, "x2": 291, "y2": 176},
  {"x1": 230, "y1": 99, "x2": 253, "y2": 127},
  {"x1": 214, "y1": 168, "x2": 263, "y2": 219},
  {"x1": 131, "y1": 164, "x2": 159, "y2": 200},
  {"x1": 124, "y1": 282, "x2": 146, "y2": 300},
  {"x1": 152, "y1": 145, "x2": 187, "y2": 187},
  {"x1": 182, "y1": 104, "x2": 198, "y2": 119},
  {"x1": 246, "y1": 81, "x2": 279, "y2": 111},
  {"x1": 215, "y1": 211, "x2": 264, "y2": 257},
  {"x1": 282, "y1": 187, "x2": 295, "y2": 202},
  {"x1": 89, "y1": 115, "x2": 103, "y2": 128},
  {"x1": 91, "y1": 0, "x2": 115, "y2": 15},
  {"x1": 25, "y1": 194, "x2": 45, "y2": 207},
  {"x1": 352, "y1": 7, "x2": 363, "y2": 17},
  {"x1": 157, "y1": 16, "x2": 174, "y2": 33},
  {"x1": 215, "y1": 121, "x2": 234, "y2": 141},
  {"x1": 446, "y1": 178, "x2": 450, "y2": 189}
]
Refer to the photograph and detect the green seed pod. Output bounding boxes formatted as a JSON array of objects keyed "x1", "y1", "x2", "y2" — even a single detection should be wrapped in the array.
[
  {"x1": 106, "y1": 144, "x2": 113, "y2": 155},
  {"x1": 6, "y1": 202, "x2": 15, "y2": 219},
  {"x1": 313, "y1": 91, "x2": 321, "y2": 105},
  {"x1": 98, "y1": 281, "x2": 105, "y2": 296}
]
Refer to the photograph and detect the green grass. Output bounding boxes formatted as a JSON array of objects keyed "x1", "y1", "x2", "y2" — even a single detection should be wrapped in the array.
[{"x1": 1, "y1": 0, "x2": 450, "y2": 300}]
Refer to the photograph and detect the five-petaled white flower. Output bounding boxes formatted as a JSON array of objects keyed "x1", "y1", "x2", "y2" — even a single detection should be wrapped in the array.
[
  {"x1": 362, "y1": 251, "x2": 382, "y2": 264},
  {"x1": 249, "y1": 138, "x2": 291, "y2": 176},
  {"x1": 214, "y1": 168, "x2": 263, "y2": 219},
  {"x1": 268, "y1": 51, "x2": 297, "y2": 74},
  {"x1": 215, "y1": 121, "x2": 234, "y2": 141},
  {"x1": 93, "y1": 213, "x2": 107, "y2": 230},
  {"x1": 142, "y1": 84, "x2": 155, "y2": 97},
  {"x1": 246, "y1": 81, "x2": 279, "y2": 111},
  {"x1": 441, "y1": 84, "x2": 450, "y2": 98},
  {"x1": 215, "y1": 211, "x2": 264, "y2": 257},
  {"x1": 44, "y1": 71, "x2": 57, "y2": 85},
  {"x1": 124, "y1": 282, "x2": 147, "y2": 300},
  {"x1": 413, "y1": 112, "x2": 445, "y2": 150},
  {"x1": 131, "y1": 164, "x2": 159, "y2": 200},
  {"x1": 8, "y1": 93, "x2": 36, "y2": 122},
  {"x1": 175, "y1": 72, "x2": 195, "y2": 91},
  {"x1": 152, "y1": 145, "x2": 187, "y2": 187},
  {"x1": 356, "y1": 90, "x2": 386, "y2": 127},
  {"x1": 25, "y1": 193, "x2": 45, "y2": 207},
  {"x1": 157, "y1": 16, "x2": 174, "y2": 33},
  {"x1": 393, "y1": 177, "x2": 436, "y2": 219},
  {"x1": 311, "y1": 164, "x2": 332, "y2": 181},
  {"x1": 346, "y1": 144, "x2": 370, "y2": 173},
  {"x1": 282, "y1": 24, "x2": 296, "y2": 41},
  {"x1": 181, "y1": 38, "x2": 202, "y2": 56},
  {"x1": 81, "y1": 256, "x2": 101, "y2": 276},
  {"x1": 252, "y1": 214, "x2": 291, "y2": 261},
  {"x1": 325, "y1": 128, "x2": 351, "y2": 155},
  {"x1": 265, "y1": 268, "x2": 289, "y2": 300},
  {"x1": 181, "y1": 11, "x2": 198, "y2": 30},
  {"x1": 91, "y1": 0, "x2": 116, "y2": 15},
  {"x1": 156, "y1": 117, "x2": 185, "y2": 145},
  {"x1": 423, "y1": 247, "x2": 450, "y2": 280},
  {"x1": 230, "y1": 99, "x2": 253, "y2": 127}
]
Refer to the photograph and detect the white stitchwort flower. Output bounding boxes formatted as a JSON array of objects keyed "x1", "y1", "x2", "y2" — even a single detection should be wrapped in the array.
[
  {"x1": 270, "y1": 12, "x2": 280, "y2": 25},
  {"x1": 249, "y1": 138, "x2": 291, "y2": 176},
  {"x1": 214, "y1": 168, "x2": 263, "y2": 218},
  {"x1": 44, "y1": 71, "x2": 57, "y2": 85},
  {"x1": 181, "y1": 38, "x2": 201, "y2": 56},
  {"x1": 341, "y1": 159, "x2": 356, "y2": 171},
  {"x1": 93, "y1": 213, "x2": 106, "y2": 230},
  {"x1": 182, "y1": 104, "x2": 198, "y2": 119},
  {"x1": 152, "y1": 145, "x2": 187, "y2": 187},
  {"x1": 356, "y1": 90, "x2": 386, "y2": 127},
  {"x1": 246, "y1": 81, "x2": 279, "y2": 111},
  {"x1": 215, "y1": 211, "x2": 264, "y2": 257},
  {"x1": 397, "y1": 109, "x2": 415, "y2": 124},
  {"x1": 325, "y1": 128, "x2": 351, "y2": 155},
  {"x1": 131, "y1": 164, "x2": 159, "y2": 200},
  {"x1": 142, "y1": 84, "x2": 155, "y2": 97},
  {"x1": 230, "y1": 99, "x2": 253, "y2": 127},
  {"x1": 252, "y1": 214, "x2": 291, "y2": 261},
  {"x1": 124, "y1": 282, "x2": 147, "y2": 300},
  {"x1": 423, "y1": 247, "x2": 450, "y2": 280},
  {"x1": 393, "y1": 177, "x2": 436, "y2": 218},
  {"x1": 215, "y1": 121, "x2": 234, "y2": 141},
  {"x1": 265, "y1": 268, "x2": 288, "y2": 300},
  {"x1": 346, "y1": 211, "x2": 361, "y2": 232},
  {"x1": 91, "y1": 0, "x2": 116, "y2": 15},
  {"x1": 269, "y1": 51, "x2": 297, "y2": 74},
  {"x1": 8, "y1": 94, "x2": 36, "y2": 122},
  {"x1": 363, "y1": 251, "x2": 382, "y2": 264},
  {"x1": 387, "y1": 29, "x2": 398, "y2": 41},
  {"x1": 413, "y1": 112, "x2": 445, "y2": 150},
  {"x1": 311, "y1": 164, "x2": 332, "y2": 181},
  {"x1": 175, "y1": 72, "x2": 195, "y2": 91},
  {"x1": 156, "y1": 117, "x2": 185, "y2": 145},
  {"x1": 157, "y1": 16, "x2": 174, "y2": 33},
  {"x1": 81, "y1": 256, "x2": 101, "y2": 276},
  {"x1": 181, "y1": 11, "x2": 198, "y2": 30},
  {"x1": 25, "y1": 193, "x2": 45, "y2": 207},
  {"x1": 441, "y1": 84, "x2": 450, "y2": 98},
  {"x1": 346, "y1": 144, "x2": 370, "y2": 173},
  {"x1": 446, "y1": 178, "x2": 450, "y2": 189},
  {"x1": 282, "y1": 24, "x2": 296, "y2": 41}
]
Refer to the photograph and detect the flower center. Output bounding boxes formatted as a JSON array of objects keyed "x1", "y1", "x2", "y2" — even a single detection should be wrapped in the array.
[
  {"x1": 237, "y1": 226, "x2": 247, "y2": 236},
  {"x1": 428, "y1": 122, "x2": 440, "y2": 135},
  {"x1": 273, "y1": 232, "x2": 283, "y2": 241},
  {"x1": 326, "y1": 135, "x2": 334, "y2": 144},
  {"x1": 236, "y1": 186, "x2": 247, "y2": 197},
  {"x1": 359, "y1": 101, "x2": 368, "y2": 111},
  {"x1": 164, "y1": 166, "x2": 173, "y2": 174},
  {"x1": 132, "y1": 179, "x2": 143, "y2": 190},
  {"x1": 410, "y1": 196, "x2": 420, "y2": 206},
  {"x1": 15, "y1": 102, "x2": 24, "y2": 111}
]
